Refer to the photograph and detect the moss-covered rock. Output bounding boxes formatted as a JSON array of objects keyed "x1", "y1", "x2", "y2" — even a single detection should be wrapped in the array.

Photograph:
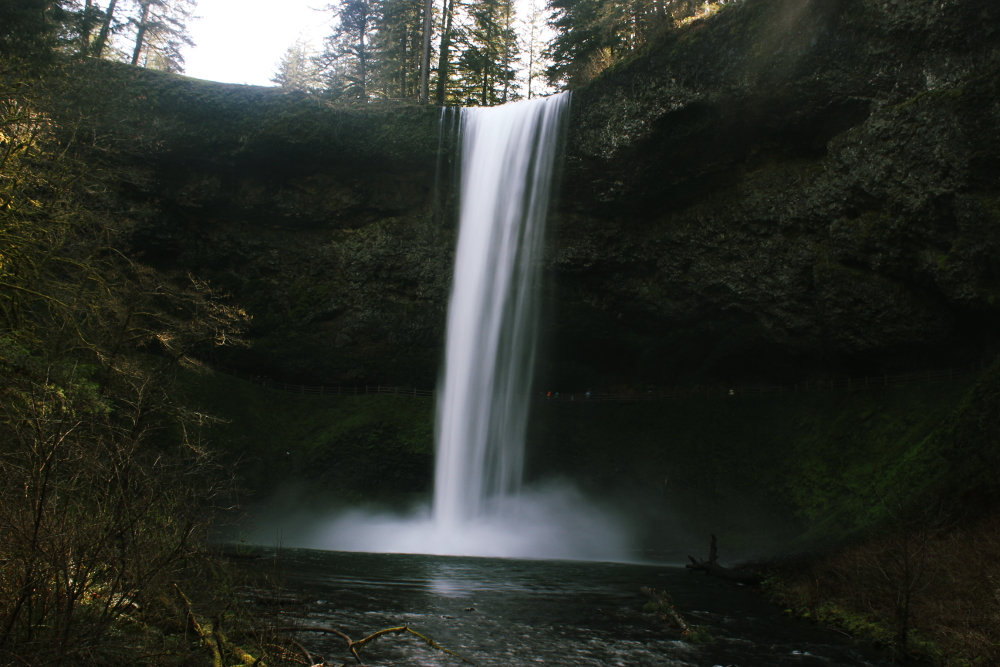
[
  {"x1": 175, "y1": 368, "x2": 435, "y2": 502},
  {"x1": 36, "y1": 0, "x2": 1000, "y2": 391},
  {"x1": 554, "y1": 0, "x2": 1000, "y2": 386},
  {"x1": 526, "y1": 364, "x2": 997, "y2": 554},
  {"x1": 27, "y1": 3, "x2": 1000, "y2": 541}
]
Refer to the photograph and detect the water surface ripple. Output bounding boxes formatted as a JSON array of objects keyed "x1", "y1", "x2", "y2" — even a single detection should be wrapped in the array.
[{"x1": 254, "y1": 549, "x2": 886, "y2": 667}]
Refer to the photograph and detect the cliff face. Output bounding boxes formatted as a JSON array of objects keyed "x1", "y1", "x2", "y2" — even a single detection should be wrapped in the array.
[
  {"x1": 48, "y1": 0, "x2": 1000, "y2": 563},
  {"x1": 67, "y1": 0, "x2": 1000, "y2": 389},
  {"x1": 59, "y1": 68, "x2": 451, "y2": 385},
  {"x1": 556, "y1": 0, "x2": 1000, "y2": 386}
]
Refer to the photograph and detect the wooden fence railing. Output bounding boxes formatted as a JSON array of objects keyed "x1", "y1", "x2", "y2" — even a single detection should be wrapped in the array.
[
  {"x1": 221, "y1": 360, "x2": 987, "y2": 402},
  {"x1": 225, "y1": 367, "x2": 436, "y2": 397}
]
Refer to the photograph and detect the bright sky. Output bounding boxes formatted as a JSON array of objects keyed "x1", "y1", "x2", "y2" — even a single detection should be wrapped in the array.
[
  {"x1": 184, "y1": 0, "x2": 331, "y2": 86},
  {"x1": 182, "y1": 0, "x2": 553, "y2": 90}
]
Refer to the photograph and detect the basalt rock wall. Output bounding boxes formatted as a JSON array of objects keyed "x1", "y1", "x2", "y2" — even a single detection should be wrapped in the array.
[
  {"x1": 555, "y1": 0, "x2": 1000, "y2": 388},
  {"x1": 56, "y1": 65, "x2": 449, "y2": 385},
  {"x1": 61, "y1": 0, "x2": 1000, "y2": 390}
]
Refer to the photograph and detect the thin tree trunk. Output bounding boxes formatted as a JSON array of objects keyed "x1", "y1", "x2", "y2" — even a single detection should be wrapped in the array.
[
  {"x1": 130, "y1": 1, "x2": 151, "y2": 66},
  {"x1": 501, "y1": 3, "x2": 512, "y2": 103},
  {"x1": 418, "y1": 0, "x2": 434, "y2": 102},
  {"x1": 527, "y1": 0, "x2": 536, "y2": 98},
  {"x1": 400, "y1": 34, "x2": 407, "y2": 97},
  {"x1": 80, "y1": 0, "x2": 93, "y2": 54},
  {"x1": 434, "y1": 0, "x2": 456, "y2": 105},
  {"x1": 358, "y1": 29, "x2": 368, "y2": 101},
  {"x1": 357, "y1": 8, "x2": 368, "y2": 99},
  {"x1": 93, "y1": 0, "x2": 119, "y2": 58}
]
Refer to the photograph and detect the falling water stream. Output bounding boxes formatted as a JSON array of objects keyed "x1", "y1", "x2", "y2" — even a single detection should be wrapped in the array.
[
  {"x1": 433, "y1": 94, "x2": 567, "y2": 527},
  {"x1": 273, "y1": 94, "x2": 627, "y2": 560}
]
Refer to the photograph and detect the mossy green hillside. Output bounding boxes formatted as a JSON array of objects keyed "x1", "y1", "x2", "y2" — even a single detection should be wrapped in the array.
[
  {"x1": 175, "y1": 368, "x2": 435, "y2": 505},
  {"x1": 45, "y1": 60, "x2": 442, "y2": 173},
  {"x1": 172, "y1": 358, "x2": 998, "y2": 556},
  {"x1": 527, "y1": 368, "x2": 990, "y2": 554}
]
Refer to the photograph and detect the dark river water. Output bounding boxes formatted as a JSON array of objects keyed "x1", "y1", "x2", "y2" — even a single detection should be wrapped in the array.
[{"x1": 247, "y1": 549, "x2": 885, "y2": 667}]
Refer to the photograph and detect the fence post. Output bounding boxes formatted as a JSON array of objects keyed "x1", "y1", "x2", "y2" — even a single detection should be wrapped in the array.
[{"x1": 300, "y1": 384, "x2": 304, "y2": 395}]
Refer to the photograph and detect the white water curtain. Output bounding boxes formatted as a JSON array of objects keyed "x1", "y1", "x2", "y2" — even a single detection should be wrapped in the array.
[{"x1": 433, "y1": 94, "x2": 570, "y2": 527}]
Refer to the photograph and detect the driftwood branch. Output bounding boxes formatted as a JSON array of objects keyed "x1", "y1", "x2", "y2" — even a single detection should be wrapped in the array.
[
  {"x1": 173, "y1": 584, "x2": 223, "y2": 667},
  {"x1": 685, "y1": 534, "x2": 764, "y2": 585},
  {"x1": 640, "y1": 587, "x2": 689, "y2": 634},
  {"x1": 276, "y1": 626, "x2": 361, "y2": 664},
  {"x1": 276, "y1": 624, "x2": 473, "y2": 666}
]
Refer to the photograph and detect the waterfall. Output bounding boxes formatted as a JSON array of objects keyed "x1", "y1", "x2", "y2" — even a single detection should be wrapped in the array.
[
  {"x1": 433, "y1": 93, "x2": 570, "y2": 528},
  {"x1": 283, "y1": 92, "x2": 626, "y2": 560}
]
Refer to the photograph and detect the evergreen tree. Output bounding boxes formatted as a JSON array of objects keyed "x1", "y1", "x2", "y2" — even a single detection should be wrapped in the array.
[
  {"x1": 455, "y1": 0, "x2": 518, "y2": 106},
  {"x1": 374, "y1": 0, "x2": 425, "y2": 98},
  {"x1": 319, "y1": 0, "x2": 379, "y2": 99},
  {"x1": 546, "y1": 0, "x2": 623, "y2": 87},
  {"x1": 418, "y1": 0, "x2": 435, "y2": 101},
  {"x1": 547, "y1": 0, "x2": 700, "y2": 86},
  {"x1": 521, "y1": 0, "x2": 550, "y2": 98},
  {"x1": 92, "y1": 0, "x2": 125, "y2": 58},
  {"x1": 433, "y1": 0, "x2": 458, "y2": 104},
  {"x1": 271, "y1": 39, "x2": 324, "y2": 92},
  {"x1": 0, "y1": 0, "x2": 81, "y2": 65},
  {"x1": 127, "y1": 0, "x2": 197, "y2": 73}
]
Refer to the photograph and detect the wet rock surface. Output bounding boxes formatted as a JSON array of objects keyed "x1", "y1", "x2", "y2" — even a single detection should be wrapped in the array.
[
  {"x1": 555, "y1": 0, "x2": 1000, "y2": 385},
  {"x1": 78, "y1": 0, "x2": 1000, "y2": 387}
]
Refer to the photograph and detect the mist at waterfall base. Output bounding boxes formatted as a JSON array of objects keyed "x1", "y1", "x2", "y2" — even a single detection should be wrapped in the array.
[
  {"x1": 247, "y1": 95, "x2": 634, "y2": 562},
  {"x1": 267, "y1": 479, "x2": 632, "y2": 561}
]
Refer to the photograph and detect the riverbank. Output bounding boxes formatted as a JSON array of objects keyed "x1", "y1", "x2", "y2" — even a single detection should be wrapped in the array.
[{"x1": 757, "y1": 505, "x2": 1000, "y2": 666}]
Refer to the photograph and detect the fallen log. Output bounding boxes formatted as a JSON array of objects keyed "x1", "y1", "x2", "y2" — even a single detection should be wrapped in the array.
[
  {"x1": 639, "y1": 587, "x2": 690, "y2": 635},
  {"x1": 686, "y1": 534, "x2": 764, "y2": 585},
  {"x1": 276, "y1": 624, "x2": 472, "y2": 666}
]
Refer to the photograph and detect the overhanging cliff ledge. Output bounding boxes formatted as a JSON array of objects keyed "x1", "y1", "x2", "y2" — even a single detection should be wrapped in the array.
[
  {"x1": 558, "y1": 0, "x2": 1000, "y2": 386},
  {"x1": 55, "y1": 0, "x2": 1000, "y2": 388}
]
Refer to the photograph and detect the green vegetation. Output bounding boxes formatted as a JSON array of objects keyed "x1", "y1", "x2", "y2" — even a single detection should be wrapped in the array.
[
  {"x1": 641, "y1": 587, "x2": 713, "y2": 643},
  {"x1": 530, "y1": 371, "x2": 985, "y2": 551},
  {"x1": 0, "y1": 48, "x2": 315, "y2": 667},
  {"x1": 548, "y1": 0, "x2": 734, "y2": 87},
  {"x1": 527, "y1": 363, "x2": 1000, "y2": 665},
  {"x1": 176, "y1": 368, "x2": 435, "y2": 504},
  {"x1": 765, "y1": 509, "x2": 1000, "y2": 666}
]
